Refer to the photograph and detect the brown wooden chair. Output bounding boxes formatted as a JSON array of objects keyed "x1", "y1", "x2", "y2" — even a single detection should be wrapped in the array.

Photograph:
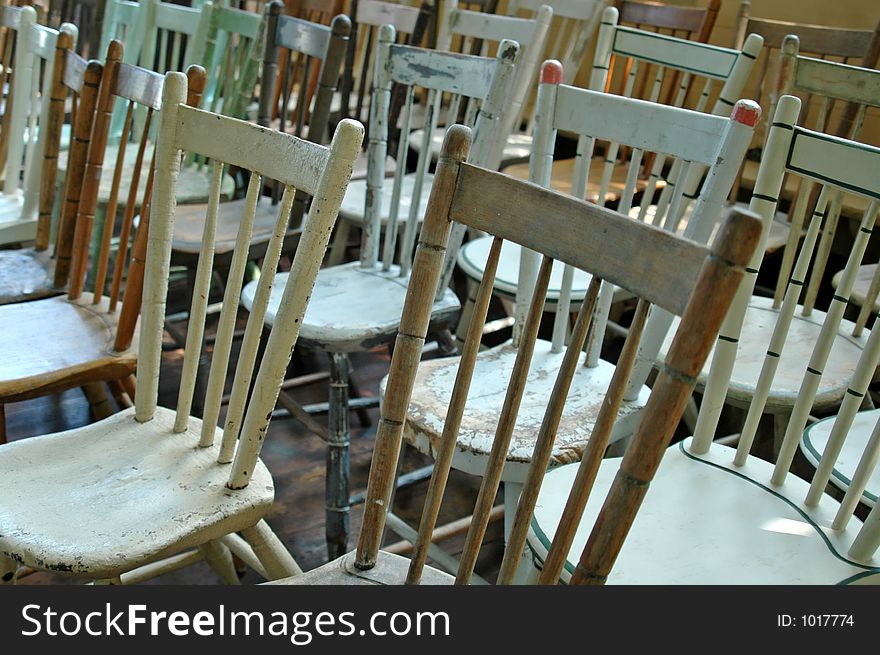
[
  {"x1": 268, "y1": 124, "x2": 760, "y2": 585},
  {"x1": 0, "y1": 42, "x2": 206, "y2": 443}
]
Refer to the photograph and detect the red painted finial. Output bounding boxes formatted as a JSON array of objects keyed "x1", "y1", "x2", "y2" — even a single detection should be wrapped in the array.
[
  {"x1": 731, "y1": 99, "x2": 761, "y2": 127},
  {"x1": 541, "y1": 60, "x2": 564, "y2": 85}
]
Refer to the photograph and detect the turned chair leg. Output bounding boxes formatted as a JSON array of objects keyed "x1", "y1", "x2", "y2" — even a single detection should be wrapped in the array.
[
  {"x1": 326, "y1": 351, "x2": 351, "y2": 561},
  {"x1": 241, "y1": 520, "x2": 302, "y2": 580},
  {"x1": 82, "y1": 382, "x2": 114, "y2": 419},
  {"x1": 0, "y1": 554, "x2": 17, "y2": 584},
  {"x1": 199, "y1": 540, "x2": 241, "y2": 585}
]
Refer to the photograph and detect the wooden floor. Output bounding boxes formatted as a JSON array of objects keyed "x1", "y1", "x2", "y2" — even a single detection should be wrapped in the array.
[{"x1": 6, "y1": 267, "x2": 505, "y2": 585}]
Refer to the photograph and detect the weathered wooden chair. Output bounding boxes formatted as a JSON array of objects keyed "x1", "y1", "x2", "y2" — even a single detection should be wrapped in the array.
[
  {"x1": 326, "y1": 0, "x2": 546, "y2": 266},
  {"x1": 268, "y1": 124, "x2": 761, "y2": 586},
  {"x1": 638, "y1": 46, "x2": 880, "y2": 457},
  {"x1": 397, "y1": 61, "x2": 759, "y2": 577},
  {"x1": 0, "y1": 71, "x2": 364, "y2": 586},
  {"x1": 273, "y1": 0, "x2": 344, "y2": 124},
  {"x1": 168, "y1": 3, "x2": 351, "y2": 417},
  {"x1": 0, "y1": 8, "x2": 74, "y2": 245},
  {"x1": 502, "y1": 0, "x2": 723, "y2": 188},
  {"x1": 241, "y1": 30, "x2": 519, "y2": 560},
  {"x1": 0, "y1": 22, "x2": 99, "y2": 305},
  {"x1": 505, "y1": 0, "x2": 606, "y2": 89},
  {"x1": 496, "y1": 0, "x2": 606, "y2": 165},
  {"x1": 199, "y1": 0, "x2": 268, "y2": 122},
  {"x1": 0, "y1": 52, "x2": 211, "y2": 446},
  {"x1": 456, "y1": 6, "x2": 762, "y2": 344},
  {"x1": 405, "y1": 0, "x2": 553, "y2": 168},
  {"x1": 527, "y1": 98, "x2": 880, "y2": 582}
]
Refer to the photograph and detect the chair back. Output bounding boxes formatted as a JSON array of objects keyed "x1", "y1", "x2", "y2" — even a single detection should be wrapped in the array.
[
  {"x1": 135, "y1": 70, "x2": 363, "y2": 492},
  {"x1": 360, "y1": 25, "x2": 517, "y2": 281},
  {"x1": 355, "y1": 124, "x2": 761, "y2": 584}
]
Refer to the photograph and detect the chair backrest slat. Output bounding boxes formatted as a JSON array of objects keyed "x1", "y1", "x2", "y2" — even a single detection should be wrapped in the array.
[
  {"x1": 40, "y1": 31, "x2": 99, "y2": 292},
  {"x1": 353, "y1": 124, "x2": 761, "y2": 584}
]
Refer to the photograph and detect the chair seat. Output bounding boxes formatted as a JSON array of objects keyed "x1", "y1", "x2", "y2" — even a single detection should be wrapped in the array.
[
  {"x1": 502, "y1": 156, "x2": 661, "y2": 204},
  {"x1": 392, "y1": 339, "x2": 651, "y2": 483},
  {"x1": 832, "y1": 264, "x2": 880, "y2": 313},
  {"x1": 457, "y1": 235, "x2": 595, "y2": 304},
  {"x1": 527, "y1": 439, "x2": 880, "y2": 584},
  {"x1": 58, "y1": 143, "x2": 236, "y2": 207},
  {"x1": 659, "y1": 295, "x2": 870, "y2": 412},
  {"x1": 0, "y1": 293, "x2": 139, "y2": 403},
  {"x1": 0, "y1": 406, "x2": 274, "y2": 579},
  {"x1": 240, "y1": 262, "x2": 460, "y2": 353},
  {"x1": 339, "y1": 172, "x2": 435, "y2": 226},
  {"x1": 801, "y1": 408, "x2": 879, "y2": 508},
  {"x1": 171, "y1": 197, "x2": 294, "y2": 258},
  {"x1": 408, "y1": 127, "x2": 533, "y2": 166},
  {"x1": 268, "y1": 550, "x2": 454, "y2": 585},
  {"x1": 0, "y1": 247, "x2": 58, "y2": 305}
]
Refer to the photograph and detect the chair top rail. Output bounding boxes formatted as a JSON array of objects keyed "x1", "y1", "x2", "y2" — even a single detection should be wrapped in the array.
[
  {"x1": 174, "y1": 104, "x2": 330, "y2": 194},
  {"x1": 386, "y1": 42, "x2": 500, "y2": 98},
  {"x1": 553, "y1": 84, "x2": 732, "y2": 165},
  {"x1": 450, "y1": 163, "x2": 710, "y2": 316},
  {"x1": 276, "y1": 13, "x2": 332, "y2": 59},
  {"x1": 356, "y1": 0, "x2": 421, "y2": 32}
]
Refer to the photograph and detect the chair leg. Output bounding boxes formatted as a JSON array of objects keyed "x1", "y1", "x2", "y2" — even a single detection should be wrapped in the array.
[
  {"x1": 199, "y1": 539, "x2": 241, "y2": 585},
  {"x1": 326, "y1": 352, "x2": 351, "y2": 561},
  {"x1": 82, "y1": 382, "x2": 114, "y2": 420},
  {"x1": 347, "y1": 372, "x2": 372, "y2": 428},
  {"x1": 240, "y1": 520, "x2": 303, "y2": 580},
  {"x1": 1, "y1": 554, "x2": 17, "y2": 584},
  {"x1": 0, "y1": 404, "x2": 6, "y2": 445}
]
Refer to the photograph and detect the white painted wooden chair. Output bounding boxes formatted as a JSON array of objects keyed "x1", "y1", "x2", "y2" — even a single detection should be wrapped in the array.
[
  {"x1": 0, "y1": 71, "x2": 364, "y2": 585},
  {"x1": 526, "y1": 98, "x2": 880, "y2": 582},
  {"x1": 327, "y1": 1, "x2": 547, "y2": 266},
  {"x1": 0, "y1": 23, "x2": 98, "y2": 305},
  {"x1": 268, "y1": 124, "x2": 762, "y2": 585},
  {"x1": 0, "y1": 8, "x2": 74, "y2": 246},
  {"x1": 396, "y1": 60, "x2": 759, "y2": 577},
  {"x1": 240, "y1": 30, "x2": 519, "y2": 560},
  {"x1": 638, "y1": 45, "x2": 880, "y2": 456},
  {"x1": 404, "y1": 0, "x2": 553, "y2": 168},
  {"x1": 168, "y1": 4, "x2": 351, "y2": 418},
  {"x1": 323, "y1": 0, "x2": 434, "y2": 264},
  {"x1": 455, "y1": 6, "x2": 762, "y2": 342}
]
